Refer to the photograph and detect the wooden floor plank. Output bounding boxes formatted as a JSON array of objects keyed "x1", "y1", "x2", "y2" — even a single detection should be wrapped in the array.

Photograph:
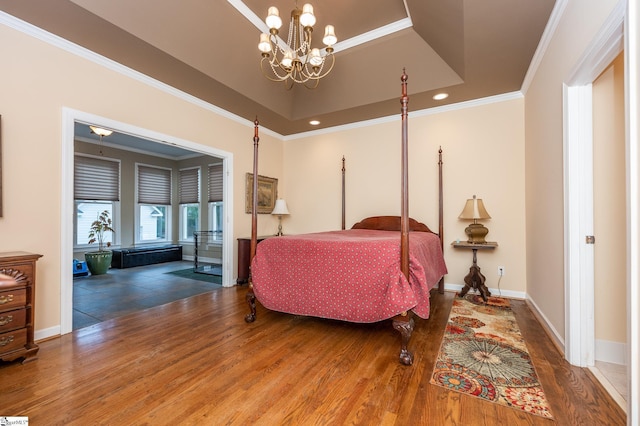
[{"x1": 0, "y1": 287, "x2": 626, "y2": 425}]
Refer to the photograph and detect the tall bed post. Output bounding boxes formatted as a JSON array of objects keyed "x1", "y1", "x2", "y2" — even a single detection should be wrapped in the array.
[
  {"x1": 393, "y1": 70, "x2": 415, "y2": 366},
  {"x1": 244, "y1": 118, "x2": 260, "y2": 323},
  {"x1": 399, "y1": 71, "x2": 410, "y2": 278},
  {"x1": 341, "y1": 156, "x2": 346, "y2": 230},
  {"x1": 438, "y1": 146, "x2": 444, "y2": 293}
]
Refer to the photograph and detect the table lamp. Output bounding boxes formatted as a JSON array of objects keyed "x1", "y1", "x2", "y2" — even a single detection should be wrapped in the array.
[
  {"x1": 271, "y1": 199, "x2": 290, "y2": 236},
  {"x1": 458, "y1": 195, "x2": 491, "y2": 243}
]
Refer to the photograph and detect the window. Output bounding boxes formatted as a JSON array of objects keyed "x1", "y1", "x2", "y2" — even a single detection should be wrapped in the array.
[
  {"x1": 75, "y1": 201, "x2": 116, "y2": 247},
  {"x1": 137, "y1": 164, "x2": 171, "y2": 243},
  {"x1": 208, "y1": 163, "x2": 223, "y2": 242},
  {"x1": 74, "y1": 154, "x2": 120, "y2": 247},
  {"x1": 179, "y1": 167, "x2": 200, "y2": 241}
]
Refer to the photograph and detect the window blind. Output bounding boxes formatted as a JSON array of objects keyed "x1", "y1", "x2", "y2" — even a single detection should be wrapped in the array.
[
  {"x1": 137, "y1": 165, "x2": 171, "y2": 205},
  {"x1": 74, "y1": 155, "x2": 120, "y2": 201},
  {"x1": 179, "y1": 167, "x2": 200, "y2": 204},
  {"x1": 208, "y1": 163, "x2": 223, "y2": 202}
]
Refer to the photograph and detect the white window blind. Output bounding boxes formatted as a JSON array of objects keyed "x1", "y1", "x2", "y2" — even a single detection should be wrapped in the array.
[
  {"x1": 74, "y1": 155, "x2": 120, "y2": 201},
  {"x1": 137, "y1": 165, "x2": 171, "y2": 205},
  {"x1": 208, "y1": 163, "x2": 223, "y2": 202},
  {"x1": 179, "y1": 167, "x2": 200, "y2": 204}
]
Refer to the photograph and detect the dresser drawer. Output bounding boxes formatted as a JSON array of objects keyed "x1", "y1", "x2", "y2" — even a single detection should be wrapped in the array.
[
  {"x1": 0, "y1": 328, "x2": 27, "y2": 353},
  {"x1": 0, "y1": 288, "x2": 27, "y2": 310},
  {"x1": 0, "y1": 263, "x2": 33, "y2": 285},
  {"x1": 0, "y1": 308, "x2": 26, "y2": 333}
]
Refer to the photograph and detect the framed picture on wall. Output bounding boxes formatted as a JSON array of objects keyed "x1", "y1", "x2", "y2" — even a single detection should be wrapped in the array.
[{"x1": 245, "y1": 173, "x2": 277, "y2": 214}]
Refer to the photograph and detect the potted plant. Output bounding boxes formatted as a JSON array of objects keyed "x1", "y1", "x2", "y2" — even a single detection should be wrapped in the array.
[{"x1": 84, "y1": 210, "x2": 115, "y2": 275}]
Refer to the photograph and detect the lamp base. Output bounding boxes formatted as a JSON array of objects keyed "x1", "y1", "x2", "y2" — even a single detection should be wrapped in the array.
[
  {"x1": 275, "y1": 216, "x2": 284, "y2": 236},
  {"x1": 465, "y1": 223, "x2": 489, "y2": 244}
]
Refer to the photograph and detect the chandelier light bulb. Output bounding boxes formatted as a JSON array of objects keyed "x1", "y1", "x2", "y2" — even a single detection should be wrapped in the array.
[
  {"x1": 323, "y1": 25, "x2": 337, "y2": 46},
  {"x1": 258, "y1": 33, "x2": 271, "y2": 53},
  {"x1": 299, "y1": 4, "x2": 316, "y2": 28},
  {"x1": 309, "y1": 48, "x2": 322, "y2": 66},
  {"x1": 281, "y1": 50, "x2": 294, "y2": 69},
  {"x1": 265, "y1": 7, "x2": 282, "y2": 30}
]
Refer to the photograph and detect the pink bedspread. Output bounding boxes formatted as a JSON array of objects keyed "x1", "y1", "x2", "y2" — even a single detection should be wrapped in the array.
[{"x1": 251, "y1": 229, "x2": 447, "y2": 323}]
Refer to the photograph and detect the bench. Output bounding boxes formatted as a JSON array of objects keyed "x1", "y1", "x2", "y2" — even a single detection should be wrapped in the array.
[{"x1": 111, "y1": 245, "x2": 183, "y2": 269}]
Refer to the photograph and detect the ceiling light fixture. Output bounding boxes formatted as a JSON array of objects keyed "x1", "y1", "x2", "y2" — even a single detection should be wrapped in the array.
[
  {"x1": 89, "y1": 125, "x2": 113, "y2": 156},
  {"x1": 309, "y1": 120, "x2": 320, "y2": 125},
  {"x1": 433, "y1": 93, "x2": 449, "y2": 100},
  {"x1": 258, "y1": 2, "x2": 337, "y2": 89}
]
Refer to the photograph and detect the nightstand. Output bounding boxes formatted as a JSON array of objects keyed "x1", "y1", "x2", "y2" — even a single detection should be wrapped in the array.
[
  {"x1": 451, "y1": 241, "x2": 498, "y2": 302},
  {"x1": 236, "y1": 236, "x2": 271, "y2": 284}
]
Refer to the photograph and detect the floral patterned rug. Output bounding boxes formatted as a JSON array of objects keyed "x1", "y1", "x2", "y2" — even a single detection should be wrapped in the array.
[{"x1": 430, "y1": 294, "x2": 553, "y2": 419}]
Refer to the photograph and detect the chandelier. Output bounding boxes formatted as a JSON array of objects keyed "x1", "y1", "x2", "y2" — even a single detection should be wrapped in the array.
[{"x1": 258, "y1": 3, "x2": 337, "y2": 89}]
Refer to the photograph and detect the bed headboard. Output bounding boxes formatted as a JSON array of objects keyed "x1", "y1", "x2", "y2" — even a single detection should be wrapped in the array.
[{"x1": 351, "y1": 216, "x2": 433, "y2": 233}]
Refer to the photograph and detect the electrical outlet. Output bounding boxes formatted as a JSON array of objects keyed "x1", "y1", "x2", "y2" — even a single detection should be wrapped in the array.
[{"x1": 498, "y1": 266, "x2": 505, "y2": 276}]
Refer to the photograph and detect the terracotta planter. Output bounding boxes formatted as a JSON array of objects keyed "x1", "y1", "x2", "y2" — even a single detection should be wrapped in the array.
[{"x1": 84, "y1": 251, "x2": 113, "y2": 275}]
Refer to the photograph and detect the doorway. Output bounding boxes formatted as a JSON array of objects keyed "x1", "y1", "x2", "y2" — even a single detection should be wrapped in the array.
[
  {"x1": 562, "y1": 0, "x2": 631, "y2": 412},
  {"x1": 61, "y1": 108, "x2": 235, "y2": 335}
]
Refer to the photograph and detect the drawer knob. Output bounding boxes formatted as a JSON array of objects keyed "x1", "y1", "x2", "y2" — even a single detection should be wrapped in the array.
[
  {"x1": 0, "y1": 335, "x2": 14, "y2": 346},
  {"x1": 0, "y1": 294, "x2": 14, "y2": 305},
  {"x1": 0, "y1": 315, "x2": 13, "y2": 326}
]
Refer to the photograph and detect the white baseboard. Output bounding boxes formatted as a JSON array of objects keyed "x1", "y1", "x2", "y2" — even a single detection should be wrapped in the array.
[
  {"x1": 443, "y1": 282, "x2": 526, "y2": 299},
  {"x1": 35, "y1": 325, "x2": 60, "y2": 342},
  {"x1": 595, "y1": 339, "x2": 627, "y2": 365},
  {"x1": 525, "y1": 294, "x2": 566, "y2": 355}
]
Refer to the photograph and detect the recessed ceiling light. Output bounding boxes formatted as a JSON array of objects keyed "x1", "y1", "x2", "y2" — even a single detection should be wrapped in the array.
[
  {"x1": 433, "y1": 93, "x2": 449, "y2": 101},
  {"x1": 309, "y1": 120, "x2": 320, "y2": 125}
]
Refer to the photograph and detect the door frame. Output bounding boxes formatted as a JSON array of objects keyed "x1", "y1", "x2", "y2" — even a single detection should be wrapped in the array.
[
  {"x1": 563, "y1": 0, "x2": 640, "y2": 421},
  {"x1": 60, "y1": 108, "x2": 235, "y2": 334},
  {"x1": 563, "y1": 0, "x2": 624, "y2": 368}
]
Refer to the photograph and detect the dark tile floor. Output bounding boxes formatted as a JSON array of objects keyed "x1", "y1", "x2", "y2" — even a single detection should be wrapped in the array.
[{"x1": 73, "y1": 261, "x2": 222, "y2": 330}]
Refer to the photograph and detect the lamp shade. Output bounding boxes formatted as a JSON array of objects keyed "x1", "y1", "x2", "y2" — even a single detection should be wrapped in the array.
[
  {"x1": 271, "y1": 199, "x2": 290, "y2": 215},
  {"x1": 458, "y1": 195, "x2": 491, "y2": 220}
]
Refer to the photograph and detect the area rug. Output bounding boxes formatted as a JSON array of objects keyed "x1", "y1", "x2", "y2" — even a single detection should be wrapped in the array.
[
  {"x1": 165, "y1": 268, "x2": 222, "y2": 284},
  {"x1": 430, "y1": 294, "x2": 553, "y2": 419}
]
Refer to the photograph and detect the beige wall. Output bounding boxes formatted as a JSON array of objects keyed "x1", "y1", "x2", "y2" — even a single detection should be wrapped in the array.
[
  {"x1": 593, "y1": 53, "x2": 627, "y2": 345},
  {"x1": 524, "y1": 0, "x2": 620, "y2": 341},
  {"x1": 284, "y1": 97, "x2": 527, "y2": 294},
  {"x1": 0, "y1": 23, "x2": 283, "y2": 334}
]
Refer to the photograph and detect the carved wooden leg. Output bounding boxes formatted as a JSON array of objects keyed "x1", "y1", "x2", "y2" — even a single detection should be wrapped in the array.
[
  {"x1": 245, "y1": 286, "x2": 256, "y2": 323},
  {"x1": 458, "y1": 280, "x2": 471, "y2": 298},
  {"x1": 392, "y1": 314, "x2": 415, "y2": 365}
]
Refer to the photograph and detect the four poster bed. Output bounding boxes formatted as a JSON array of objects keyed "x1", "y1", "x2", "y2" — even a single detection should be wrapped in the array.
[{"x1": 244, "y1": 71, "x2": 447, "y2": 365}]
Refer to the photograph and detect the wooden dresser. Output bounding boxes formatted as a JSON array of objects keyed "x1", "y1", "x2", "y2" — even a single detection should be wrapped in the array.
[{"x1": 0, "y1": 251, "x2": 42, "y2": 364}]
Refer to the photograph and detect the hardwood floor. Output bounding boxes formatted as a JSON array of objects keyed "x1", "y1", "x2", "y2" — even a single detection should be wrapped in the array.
[{"x1": 1, "y1": 289, "x2": 625, "y2": 425}]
